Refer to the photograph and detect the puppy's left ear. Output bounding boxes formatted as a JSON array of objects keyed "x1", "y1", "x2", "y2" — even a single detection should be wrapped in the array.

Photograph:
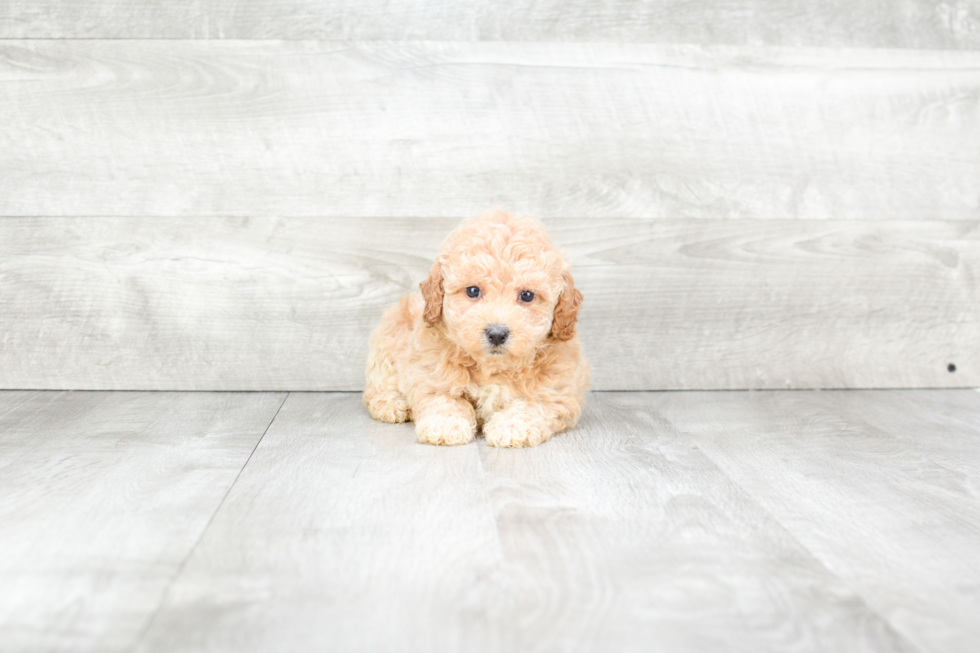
[
  {"x1": 551, "y1": 270, "x2": 583, "y2": 341},
  {"x1": 420, "y1": 260, "x2": 444, "y2": 326}
]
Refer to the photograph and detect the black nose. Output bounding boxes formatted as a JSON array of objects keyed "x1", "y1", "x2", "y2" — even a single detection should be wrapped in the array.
[{"x1": 485, "y1": 325, "x2": 510, "y2": 347}]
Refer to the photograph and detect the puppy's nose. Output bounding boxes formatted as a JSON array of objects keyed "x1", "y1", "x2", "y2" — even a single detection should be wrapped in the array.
[{"x1": 485, "y1": 325, "x2": 510, "y2": 347}]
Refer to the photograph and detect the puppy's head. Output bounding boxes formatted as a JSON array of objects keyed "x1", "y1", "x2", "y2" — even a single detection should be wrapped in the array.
[{"x1": 420, "y1": 210, "x2": 582, "y2": 364}]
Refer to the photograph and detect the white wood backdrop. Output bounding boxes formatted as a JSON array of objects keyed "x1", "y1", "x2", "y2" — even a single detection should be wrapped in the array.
[
  {"x1": 2, "y1": 1, "x2": 979, "y2": 47},
  {"x1": 2, "y1": 42, "x2": 979, "y2": 220},
  {"x1": 1, "y1": 6, "x2": 977, "y2": 391},
  {"x1": 1, "y1": 217, "x2": 975, "y2": 390}
]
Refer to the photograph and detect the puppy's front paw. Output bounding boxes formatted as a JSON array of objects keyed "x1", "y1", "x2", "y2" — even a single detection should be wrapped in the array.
[
  {"x1": 367, "y1": 396, "x2": 411, "y2": 423},
  {"x1": 484, "y1": 411, "x2": 552, "y2": 448},
  {"x1": 415, "y1": 414, "x2": 476, "y2": 446}
]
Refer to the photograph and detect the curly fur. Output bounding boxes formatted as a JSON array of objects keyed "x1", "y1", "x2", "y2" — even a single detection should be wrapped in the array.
[{"x1": 364, "y1": 209, "x2": 590, "y2": 447}]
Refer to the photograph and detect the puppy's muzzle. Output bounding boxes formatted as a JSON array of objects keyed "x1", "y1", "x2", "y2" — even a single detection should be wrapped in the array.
[{"x1": 484, "y1": 325, "x2": 510, "y2": 348}]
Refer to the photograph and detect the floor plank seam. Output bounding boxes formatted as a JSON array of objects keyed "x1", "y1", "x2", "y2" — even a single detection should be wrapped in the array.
[
  {"x1": 474, "y1": 443, "x2": 515, "y2": 636},
  {"x1": 124, "y1": 391, "x2": 290, "y2": 653},
  {"x1": 651, "y1": 410, "x2": 925, "y2": 652}
]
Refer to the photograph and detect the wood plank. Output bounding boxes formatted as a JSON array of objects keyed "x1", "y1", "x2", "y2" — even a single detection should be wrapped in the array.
[
  {"x1": 133, "y1": 392, "x2": 514, "y2": 653},
  {"x1": 809, "y1": 389, "x2": 980, "y2": 476},
  {"x1": 1, "y1": 216, "x2": 976, "y2": 391},
  {"x1": 2, "y1": 0, "x2": 979, "y2": 49},
  {"x1": 650, "y1": 390, "x2": 980, "y2": 653},
  {"x1": 0, "y1": 390, "x2": 286, "y2": 653},
  {"x1": 136, "y1": 392, "x2": 918, "y2": 652},
  {"x1": 2, "y1": 41, "x2": 979, "y2": 220},
  {"x1": 479, "y1": 392, "x2": 923, "y2": 652}
]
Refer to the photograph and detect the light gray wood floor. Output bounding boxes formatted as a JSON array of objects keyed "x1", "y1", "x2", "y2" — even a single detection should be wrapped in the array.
[{"x1": 2, "y1": 389, "x2": 978, "y2": 653}]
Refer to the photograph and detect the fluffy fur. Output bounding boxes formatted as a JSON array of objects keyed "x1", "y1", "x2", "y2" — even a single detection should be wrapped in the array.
[{"x1": 364, "y1": 210, "x2": 590, "y2": 447}]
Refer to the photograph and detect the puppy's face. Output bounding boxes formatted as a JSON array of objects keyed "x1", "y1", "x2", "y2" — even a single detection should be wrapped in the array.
[
  {"x1": 420, "y1": 212, "x2": 582, "y2": 365},
  {"x1": 443, "y1": 262, "x2": 557, "y2": 361}
]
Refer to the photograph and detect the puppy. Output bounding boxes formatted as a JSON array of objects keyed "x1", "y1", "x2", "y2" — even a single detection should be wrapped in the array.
[{"x1": 364, "y1": 210, "x2": 589, "y2": 447}]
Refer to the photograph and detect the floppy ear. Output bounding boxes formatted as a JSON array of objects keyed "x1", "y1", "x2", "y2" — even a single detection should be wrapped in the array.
[
  {"x1": 550, "y1": 270, "x2": 583, "y2": 341},
  {"x1": 419, "y1": 260, "x2": 444, "y2": 326}
]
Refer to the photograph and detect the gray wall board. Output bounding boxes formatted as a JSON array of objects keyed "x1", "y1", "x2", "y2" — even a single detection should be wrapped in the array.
[
  {"x1": 2, "y1": 41, "x2": 979, "y2": 220},
  {"x1": 1, "y1": 216, "x2": 975, "y2": 391},
  {"x1": 1, "y1": 1, "x2": 979, "y2": 49}
]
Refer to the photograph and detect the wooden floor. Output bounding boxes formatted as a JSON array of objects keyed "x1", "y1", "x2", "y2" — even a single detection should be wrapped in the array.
[{"x1": 1, "y1": 390, "x2": 978, "y2": 653}]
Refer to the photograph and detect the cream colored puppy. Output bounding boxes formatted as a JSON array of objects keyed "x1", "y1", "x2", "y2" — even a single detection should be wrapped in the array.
[{"x1": 364, "y1": 210, "x2": 589, "y2": 447}]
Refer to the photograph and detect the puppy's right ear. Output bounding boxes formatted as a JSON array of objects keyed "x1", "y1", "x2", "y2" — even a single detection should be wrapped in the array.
[{"x1": 420, "y1": 260, "x2": 444, "y2": 326}]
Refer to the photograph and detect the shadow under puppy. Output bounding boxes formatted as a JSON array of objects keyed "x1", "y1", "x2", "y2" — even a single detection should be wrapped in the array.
[{"x1": 364, "y1": 210, "x2": 590, "y2": 447}]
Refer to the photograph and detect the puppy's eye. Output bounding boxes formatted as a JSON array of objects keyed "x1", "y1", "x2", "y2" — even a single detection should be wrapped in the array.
[
  {"x1": 519, "y1": 290, "x2": 535, "y2": 303},
  {"x1": 465, "y1": 286, "x2": 481, "y2": 299}
]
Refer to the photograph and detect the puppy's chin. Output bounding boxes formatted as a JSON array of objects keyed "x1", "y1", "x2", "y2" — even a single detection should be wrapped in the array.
[
  {"x1": 476, "y1": 342, "x2": 541, "y2": 368},
  {"x1": 468, "y1": 341, "x2": 519, "y2": 365},
  {"x1": 468, "y1": 343, "x2": 509, "y2": 361}
]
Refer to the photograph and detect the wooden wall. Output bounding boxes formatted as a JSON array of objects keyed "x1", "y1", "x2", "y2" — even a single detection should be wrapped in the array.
[
  {"x1": 3, "y1": 1, "x2": 980, "y2": 47},
  {"x1": 1, "y1": 3, "x2": 978, "y2": 390}
]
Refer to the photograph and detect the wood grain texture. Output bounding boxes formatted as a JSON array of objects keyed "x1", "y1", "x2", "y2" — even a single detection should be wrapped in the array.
[
  {"x1": 476, "y1": 392, "x2": 917, "y2": 653},
  {"x1": 1, "y1": 0, "x2": 979, "y2": 48},
  {"x1": 823, "y1": 388, "x2": 980, "y2": 475},
  {"x1": 0, "y1": 390, "x2": 286, "y2": 653},
  {"x1": 2, "y1": 41, "x2": 979, "y2": 220},
  {"x1": 650, "y1": 390, "x2": 980, "y2": 653},
  {"x1": 134, "y1": 392, "x2": 513, "y2": 653},
  {"x1": 0, "y1": 216, "x2": 976, "y2": 391},
  {"x1": 135, "y1": 392, "x2": 918, "y2": 653}
]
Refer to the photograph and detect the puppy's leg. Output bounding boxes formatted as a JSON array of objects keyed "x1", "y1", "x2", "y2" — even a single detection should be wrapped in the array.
[
  {"x1": 413, "y1": 395, "x2": 477, "y2": 446},
  {"x1": 483, "y1": 400, "x2": 570, "y2": 448},
  {"x1": 363, "y1": 304, "x2": 412, "y2": 424},
  {"x1": 364, "y1": 347, "x2": 411, "y2": 423}
]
